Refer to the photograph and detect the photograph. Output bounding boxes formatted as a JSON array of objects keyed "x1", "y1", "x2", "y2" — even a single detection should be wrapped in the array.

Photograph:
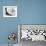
[
  {"x1": 3, "y1": 6, "x2": 17, "y2": 17},
  {"x1": 18, "y1": 24, "x2": 46, "y2": 46}
]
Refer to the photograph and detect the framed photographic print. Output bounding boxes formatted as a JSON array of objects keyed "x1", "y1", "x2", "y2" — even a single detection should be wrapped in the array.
[
  {"x1": 18, "y1": 24, "x2": 46, "y2": 42},
  {"x1": 3, "y1": 6, "x2": 17, "y2": 17}
]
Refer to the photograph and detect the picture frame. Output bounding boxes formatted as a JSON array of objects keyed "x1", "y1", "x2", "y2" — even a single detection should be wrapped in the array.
[
  {"x1": 18, "y1": 24, "x2": 46, "y2": 42},
  {"x1": 3, "y1": 6, "x2": 17, "y2": 17}
]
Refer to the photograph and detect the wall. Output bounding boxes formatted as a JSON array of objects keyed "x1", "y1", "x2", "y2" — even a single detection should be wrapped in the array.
[
  {"x1": 0, "y1": 0, "x2": 18, "y2": 44},
  {"x1": 0, "y1": 0, "x2": 46, "y2": 44}
]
